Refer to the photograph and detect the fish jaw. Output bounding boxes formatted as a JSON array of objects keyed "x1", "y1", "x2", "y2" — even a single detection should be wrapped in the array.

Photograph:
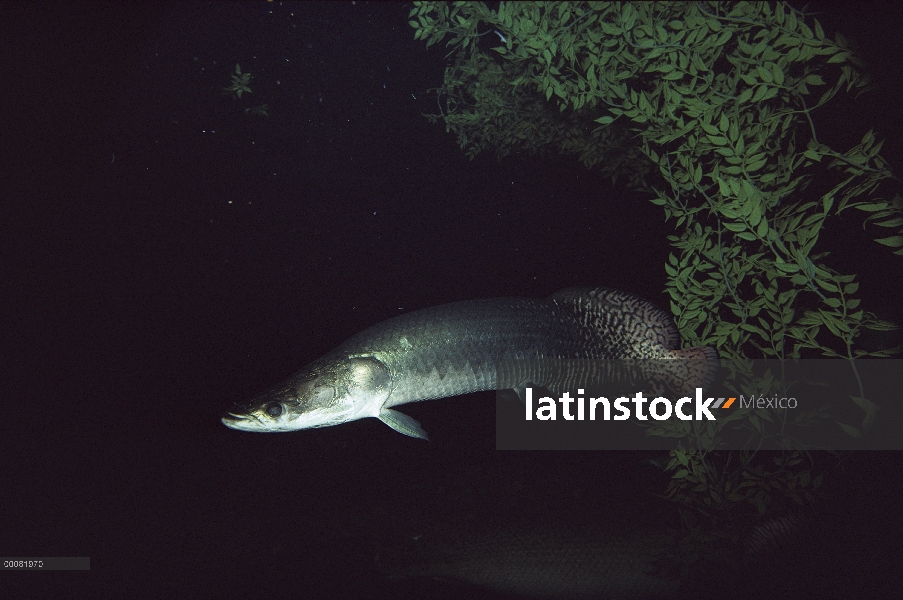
[{"x1": 221, "y1": 355, "x2": 394, "y2": 432}]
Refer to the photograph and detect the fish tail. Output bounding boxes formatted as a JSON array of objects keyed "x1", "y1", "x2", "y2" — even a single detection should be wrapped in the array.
[
  {"x1": 649, "y1": 345, "x2": 719, "y2": 396},
  {"x1": 676, "y1": 345, "x2": 720, "y2": 392}
]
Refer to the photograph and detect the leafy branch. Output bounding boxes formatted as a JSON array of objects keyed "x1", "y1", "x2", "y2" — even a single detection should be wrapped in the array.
[
  {"x1": 409, "y1": 0, "x2": 901, "y2": 527},
  {"x1": 223, "y1": 63, "x2": 252, "y2": 99}
]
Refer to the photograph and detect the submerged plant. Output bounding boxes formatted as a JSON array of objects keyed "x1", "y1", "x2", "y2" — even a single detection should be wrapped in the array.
[
  {"x1": 223, "y1": 63, "x2": 252, "y2": 99},
  {"x1": 244, "y1": 104, "x2": 269, "y2": 117},
  {"x1": 409, "y1": 0, "x2": 901, "y2": 537}
]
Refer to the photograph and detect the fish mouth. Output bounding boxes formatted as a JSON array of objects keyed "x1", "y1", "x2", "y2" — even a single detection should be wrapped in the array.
[{"x1": 221, "y1": 411, "x2": 262, "y2": 431}]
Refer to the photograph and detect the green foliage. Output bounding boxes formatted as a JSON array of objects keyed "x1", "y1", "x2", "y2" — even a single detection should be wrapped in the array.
[
  {"x1": 410, "y1": 0, "x2": 900, "y2": 524},
  {"x1": 663, "y1": 448, "x2": 823, "y2": 518},
  {"x1": 409, "y1": 0, "x2": 899, "y2": 396},
  {"x1": 417, "y1": 14, "x2": 654, "y2": 188},
  {"x1": 224, "y1": 63, "x2": 253, "y2": 99},
  {"x1": 658, "y1": 446, "x2": 831, "y2": 562}
]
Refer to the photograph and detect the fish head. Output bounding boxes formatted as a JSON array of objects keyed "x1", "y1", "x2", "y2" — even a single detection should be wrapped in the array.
[{"x1": 221, "y1": 356, "x2": 392, "y2": 432}]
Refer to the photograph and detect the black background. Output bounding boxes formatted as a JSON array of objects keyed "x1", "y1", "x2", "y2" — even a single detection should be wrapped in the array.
[{"x1": 3, "y1": 2, "x2": 902, "y2": 598}]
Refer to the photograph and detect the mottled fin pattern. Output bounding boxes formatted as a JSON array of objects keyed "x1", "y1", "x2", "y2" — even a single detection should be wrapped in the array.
[
  {"x1": 668, "y1": 345, "x2": 720, "y2": 395},
  {"x1": 551, "y1": 288, "x2": 719, "y2": 394},
  {"x1": 743, "y1": 513, "x2": 805, "y2": 558},
  {"x1": 549, "y1": 287, "x2": 683, "y2": 357}
]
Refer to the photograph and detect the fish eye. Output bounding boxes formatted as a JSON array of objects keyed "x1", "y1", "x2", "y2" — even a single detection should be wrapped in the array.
[{"x1": 264, "y1": 402, "x2": 283, "y2": 418}]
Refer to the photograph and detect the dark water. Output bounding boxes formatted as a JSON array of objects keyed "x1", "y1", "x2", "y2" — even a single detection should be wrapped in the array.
[{"x1": 4, "y1": 2, "x2": 902, "y2": 598}]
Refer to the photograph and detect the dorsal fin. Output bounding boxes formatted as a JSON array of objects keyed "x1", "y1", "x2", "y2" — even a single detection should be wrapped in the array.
[{"x1": 548, "y1": 287, "x2": 682, "y2": 350}]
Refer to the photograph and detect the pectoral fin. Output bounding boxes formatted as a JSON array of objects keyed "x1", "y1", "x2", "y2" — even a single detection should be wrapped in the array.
[
  {"x1": 503, "y1": 383, "x2": 549, "y2": 404},
  {"x1": 378, "y1": 408, "x2": 429, "y2": 440}
]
